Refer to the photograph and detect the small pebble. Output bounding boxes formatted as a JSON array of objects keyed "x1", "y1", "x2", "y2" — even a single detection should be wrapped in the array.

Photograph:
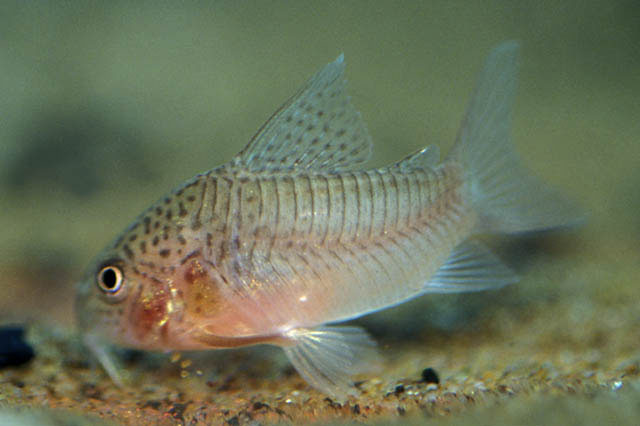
[
  {"x1": 421, "y1": 367, "x2": 440, "y2": 384},
  {"x1": 0, "y1": 326, "x2": 35, "y2": 368}
]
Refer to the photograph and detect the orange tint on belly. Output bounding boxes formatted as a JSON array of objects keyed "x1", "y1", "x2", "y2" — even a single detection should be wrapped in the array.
[
  {"x1": 181, "y1": 258, "x2": 224, "y2": 319},
  {"x1": 130, "y1": 285, "x2": 169, "y2": 342}
]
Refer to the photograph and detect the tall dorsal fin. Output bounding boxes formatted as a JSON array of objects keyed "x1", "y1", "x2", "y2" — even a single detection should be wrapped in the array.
[{"x1": 230, "y1": 55, "x2": 373, "y2": 173}]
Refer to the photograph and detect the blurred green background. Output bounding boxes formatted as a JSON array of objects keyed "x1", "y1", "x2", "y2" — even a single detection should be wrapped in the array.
[{"x1": 0, "y1": 0, "x2": 637, "y2": 334}]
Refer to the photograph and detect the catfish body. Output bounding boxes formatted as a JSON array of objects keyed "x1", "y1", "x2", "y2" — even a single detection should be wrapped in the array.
[{"x1": 75, "y1": 42, "x2": 579, "y2": 396}]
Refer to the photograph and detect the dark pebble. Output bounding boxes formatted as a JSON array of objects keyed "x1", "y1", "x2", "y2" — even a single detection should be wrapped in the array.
[
  {"x1": 0, "y1": 326, "x2": 35, "y2": 368},
  {"x1": 421, "y1": 367, "x2": 440, "y2": 384}
]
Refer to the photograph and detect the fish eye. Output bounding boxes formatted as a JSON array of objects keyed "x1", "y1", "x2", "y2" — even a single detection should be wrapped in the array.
[{"x1": 97, "y1": 266, "x2": 124, "y2": 293}]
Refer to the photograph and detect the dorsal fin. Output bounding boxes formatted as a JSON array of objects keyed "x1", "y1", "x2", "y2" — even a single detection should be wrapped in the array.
[{"x1": 230, "y1": 55, "x2": 373, "y2": 173}]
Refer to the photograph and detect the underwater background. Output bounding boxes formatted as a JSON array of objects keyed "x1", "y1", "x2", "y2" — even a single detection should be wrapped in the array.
[{"x1": 0, "y1": 1, "x2": 638, "y2": 424}]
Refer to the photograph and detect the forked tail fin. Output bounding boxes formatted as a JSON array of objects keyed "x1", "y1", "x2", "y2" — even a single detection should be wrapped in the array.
[{"x1": 449, "y1": 41, "x2": 581, "y2": 234}]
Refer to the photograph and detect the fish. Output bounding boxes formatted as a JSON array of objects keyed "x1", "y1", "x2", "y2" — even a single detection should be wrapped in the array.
[{"x1": 75, "y1": 41, "x2": 579, "y2": 397}]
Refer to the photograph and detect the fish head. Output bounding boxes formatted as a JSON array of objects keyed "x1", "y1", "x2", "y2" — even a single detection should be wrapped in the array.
[
  {"x1": 75, "y1": 245, "x2": 145, "y2": 347},
  {"x1": 74, "y1": 222, "x2": 187, "y2": 350}
]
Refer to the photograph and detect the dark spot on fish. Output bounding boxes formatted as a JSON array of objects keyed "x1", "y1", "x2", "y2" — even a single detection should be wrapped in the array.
[
  {"x1": 218, "y1": 241, "x2": 229, "y2": 260},
  {"x1": 187, "y1": 195, "x2": 196, "y2": 202},
  {"x1": 163, "y1": 225, "x2": 170, "y2": 240},
  {"x1": 286, "y1": 241, "x2": 294, "y2": 249},
  {"x1": 311, "y1": 137, "x2": 319, "y2": 146},
  {"x1": 164, "y1": 197, "x2": 172, "y2": 204},
  {"x1": 177, "y1": 235, "x2": 186, "y2": 245},
  {"x1": 219, "y1": 274, "x2": 229, "y2": 285},
  {"x1": 128, "y1": 234, "x2": 138, "y2": 242},
  {"x1": 246, "y1": 194, "x2": 256, "y2": 203},
  {"x1": 306, "y1": 124, "x2": 315, "y2": 131},
  {"x1": 165, "y1": 209, "x2": 173, "y2": 220},
  {"x1": 296, "y1": 119, "x2": 304, "y2": 126},
  {"x1": 154, "y1": 221, "x2": 160, "y2": 230},
  {"x1": 206, "y1": 233, "x2": 213, "y2": 247},
  {"x1": 139, "y1": 241, "x2": 147, "y2": 254},
  {"x1": 143, "y1": 217, "x2": 151, "y2": 234},
  {"x1": 159, "y1": 249, "x2": 170, "y2": 258},
  {"x1": 238, "y1": 176, "x2": 250, "y2": 184},
  {"x1": 421, "y1": 367, "x2": 440, "y2": 384},
  {"x1": 191, "y1": 218, "x2": 202, "y2": 231},
  {"x1": 285, "y1": 114, "x2": 293, "y2": 122},
  {"x1": 317, "y1": 110, "x2": 324, "y2": 117},
  {"x1": 155, "y1": 206, "x2": 163, "y2": 216},
  {"x1": 140, "y1": 260, "x2": 156, "y2": 269},
  {"x1": 195, "y1": 306, "x2": 202, "y2": 314},
  {"x1": 123, "y1": 244, "x2": 134, "y2": 260},
  {"x1": 178, "y1": 202, "x2": 188, "y2": 217},
  {"x1": 180, "y1": 249, "x2": 201, "y2": 266},
  {"x1": 176, "y1": 189, "x2": 183, "y2": 196},
  {"x1": 339, "y1": 143, "x2": 347, "y2": 151},
  {"x1": 152, "y1": 236, "x2": 160, "y2": 246}
]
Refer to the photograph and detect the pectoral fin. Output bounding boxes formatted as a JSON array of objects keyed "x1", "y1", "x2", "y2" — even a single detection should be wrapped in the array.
[{"x1": 281, "y1": 326, "x2": 381, "y2": 398}]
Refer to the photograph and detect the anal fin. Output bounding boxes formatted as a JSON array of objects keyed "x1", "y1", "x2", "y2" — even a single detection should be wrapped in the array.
[
  {"x1": 282, "y1": 326, "x2": 380, "y2": 398},
  {"x1": 424, "y1": 240, "x2": 518, "y2": 293}
]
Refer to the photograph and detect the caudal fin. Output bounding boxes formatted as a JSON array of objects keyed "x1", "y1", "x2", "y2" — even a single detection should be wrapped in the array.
[{"x1": 450, "y1": 41, "x2": 581, "y2": 234}]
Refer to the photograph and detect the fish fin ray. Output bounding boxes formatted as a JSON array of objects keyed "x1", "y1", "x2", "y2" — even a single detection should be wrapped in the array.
[
  {"x1": 449, "y1": 41, "x2": 583, "y2": 233},
  {"x1": 230, "y1": 54, "x2": 373, "y2": 173},
  {"x1": 282, "y1": 326, "x2": 380, "y2": 398},
  {"x1": 423, "y1": 240, "x2": 517, "y2": 293},
  {"x1": 388, "y1": 145, "x2": 440, "y2": 170}
]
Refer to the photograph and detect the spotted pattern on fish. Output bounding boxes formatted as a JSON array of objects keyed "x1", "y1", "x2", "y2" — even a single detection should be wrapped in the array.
[{"x1": 75, "y1": 43, "x2": 580, "y2": 397}]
